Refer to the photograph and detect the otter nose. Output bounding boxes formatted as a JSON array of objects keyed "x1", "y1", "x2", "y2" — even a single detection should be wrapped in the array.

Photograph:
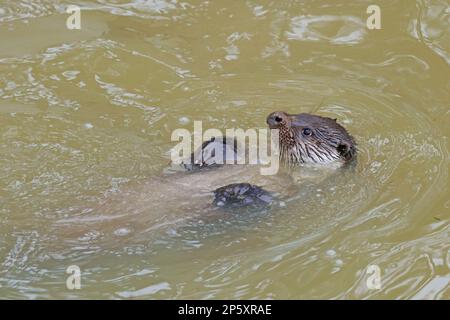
[{"x1": 266, "y1": 112, "x2": 286, "y2": 128}]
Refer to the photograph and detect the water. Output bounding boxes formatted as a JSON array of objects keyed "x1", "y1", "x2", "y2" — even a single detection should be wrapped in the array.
[{"x1": 0, "y1": 0, "x2": 449, "y2": 299}]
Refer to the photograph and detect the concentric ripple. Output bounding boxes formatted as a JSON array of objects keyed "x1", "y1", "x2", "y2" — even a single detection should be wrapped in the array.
[{"x1": 0, "y1": 0, "x2": 449, "y2": 299}]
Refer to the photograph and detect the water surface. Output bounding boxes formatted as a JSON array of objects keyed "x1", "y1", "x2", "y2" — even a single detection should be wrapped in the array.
[{"x1": 0, "y1": 0, "x2": 449, "y2": 299}]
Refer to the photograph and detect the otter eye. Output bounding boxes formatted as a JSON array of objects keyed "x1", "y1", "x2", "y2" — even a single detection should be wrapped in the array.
[
  {"x1": 274, "y1": 116, "x2": 283, "y2": 123},
  {"x1": 302, "y1": 128, "x2": 312, "y2": 136}
]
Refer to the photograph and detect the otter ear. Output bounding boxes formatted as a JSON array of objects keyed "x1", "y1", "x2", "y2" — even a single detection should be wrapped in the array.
[{"x1": 337, "y1": 141, "x2": 354, "y2": 161}]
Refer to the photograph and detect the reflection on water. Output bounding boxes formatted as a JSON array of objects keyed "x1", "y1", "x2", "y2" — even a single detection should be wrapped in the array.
[
  {"x1": 0, "y1": 0, "x2": 449, "y2": 299},
  {"x1": 287, "y1": 15, "x2": 366, "y2": 44}
]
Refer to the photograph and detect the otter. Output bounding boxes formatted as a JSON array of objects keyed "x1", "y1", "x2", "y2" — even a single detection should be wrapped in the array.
[
  {"x1": 198, "y1": 111, "x2": 356, "y2": 209},
  {"x1": 266, "y1": 111, "x2": 356, "y2": 166},
  {"x1": 55, "y1": 111, "x2": 356, "y2": 244}
]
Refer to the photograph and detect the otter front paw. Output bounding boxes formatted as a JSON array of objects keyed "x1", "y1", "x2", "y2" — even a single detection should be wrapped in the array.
[
  {"x1": 181, "y1": 136, "x2": 240, "y2": 171},
  {"x1": 213, "y1": 183, "x2": 274, "y2": 211}
]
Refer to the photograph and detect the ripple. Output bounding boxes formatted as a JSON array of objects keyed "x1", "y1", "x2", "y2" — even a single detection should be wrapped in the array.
[
  {"x1": 0, "y1": 0, "x2": 56, "y2": 23},
  {"x1": 286, "y1": 15, "x2": 367, "y2": 45},
  {"x1": 409, "y1": 0, "x2": 450, "y2": 65},
  {"x1": 88, "y1": 0, "x2": 181, "y2": 20},
  {"x1": 116, "y1": 281, "x2": 171, "y2": 298}
]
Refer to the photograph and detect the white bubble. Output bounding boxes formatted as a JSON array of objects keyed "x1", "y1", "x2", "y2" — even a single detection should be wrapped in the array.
[
  {"x1": 331, "y1": 267, "x2": 341, "y2": 274},
  {"x1": 166, "y1": 228, "x2": 179, "y2": 237},
  {"x1": 114, "y1": 228, "x2": 131, "y2": 237},
  {"x1": 62, "y1": 70, "x2": 80, "y2": 80},
  {"x1": 326, "y1": 249, "x2": 337, "y2": 257},
  {"x1": 84, "y1": 123, "x2": 94, "y2": 129},
  {"x1": 178, "y1": 116, "x2": 190, "y2": 125},
  {"x1": 225, "y1": 54, "x2": 238, "y2": 61},
  {"x1": 231, "y1": 100, "x2": 247, "y2": 107}
]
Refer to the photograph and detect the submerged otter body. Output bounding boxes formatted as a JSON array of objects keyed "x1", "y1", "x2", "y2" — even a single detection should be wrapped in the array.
[{"x1": 55, "y1": 111, "x2": 356, "y2": 244}]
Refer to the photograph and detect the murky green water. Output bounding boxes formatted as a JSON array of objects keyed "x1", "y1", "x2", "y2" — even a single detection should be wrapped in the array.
[{"x1": 0, "y1": 0, "x2": 449, "y2": 299}]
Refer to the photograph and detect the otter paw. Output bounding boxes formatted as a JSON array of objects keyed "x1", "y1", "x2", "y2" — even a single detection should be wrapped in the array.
[
  {"x1": 181, "y1": 136, "x2": 239, "y2": 171},
  {"x1": 213, "y1": 183, "x2": 274, "y2": 211}
]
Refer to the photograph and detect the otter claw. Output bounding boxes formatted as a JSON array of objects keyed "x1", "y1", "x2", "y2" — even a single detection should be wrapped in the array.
[{"x1": 213, "y1": 183, "x2": 274, "y2": 211}]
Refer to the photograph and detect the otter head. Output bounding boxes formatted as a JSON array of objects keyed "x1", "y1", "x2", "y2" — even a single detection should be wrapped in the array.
[{"x1": 266, "y1": 111, "x2": 356, "y2": 166}]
